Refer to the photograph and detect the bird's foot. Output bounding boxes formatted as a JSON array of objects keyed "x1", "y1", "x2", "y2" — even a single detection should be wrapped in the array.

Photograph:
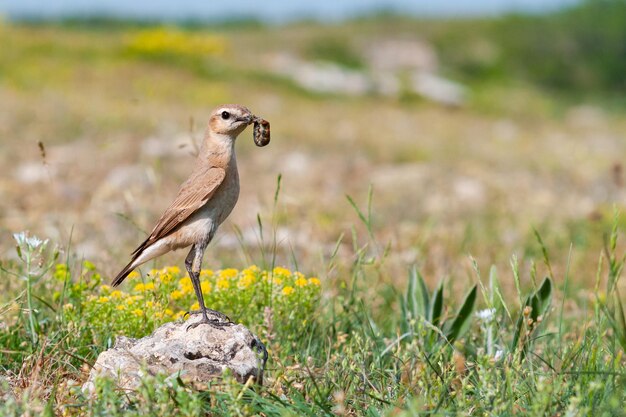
[
  {"x1": 185, "y1": 308, "x2": 231, "y2": 323},
  {"x1": 185, "y1": 309, "x2": 233, "y2": 331},
  {"x1": 186, "y1": 316, "x2": 232, "y2": 331}
]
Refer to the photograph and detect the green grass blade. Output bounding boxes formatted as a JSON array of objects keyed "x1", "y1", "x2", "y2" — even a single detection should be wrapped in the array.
[
  {"x1": 535, "y1": 277, "x2": 552, "y2": 318},
  {"x1": 445, "y1": 285, "x2": 477, "y2": 342},
  {"x1": 613, "y1": 288, "x2": 626, "y2": 351},
  {"x1": 416, "y1": 269, "x2": 430, "y2": 318},
  {"x1": 406, "y1": 267, "x2": 430, "y2": 319},
  {"x1": 429, "y1": 280, "x2": 444, "y2": 327}
]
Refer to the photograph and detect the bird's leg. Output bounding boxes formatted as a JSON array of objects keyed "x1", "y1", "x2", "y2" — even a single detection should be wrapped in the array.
[
  {"x1": 185, "y1": 245, "x2": 209, "y2": 323},
  {"x1": 184, "y1": 244, "x2": 231, "y2": 330}
]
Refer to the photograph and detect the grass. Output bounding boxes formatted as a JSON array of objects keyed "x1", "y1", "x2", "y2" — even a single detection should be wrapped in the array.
[
  {"x1": 1, "y1": 12, "x2": 626, "y2": 416},
  {"x1": 1, "y1": 208, "x2": 625, "y2": 415}
]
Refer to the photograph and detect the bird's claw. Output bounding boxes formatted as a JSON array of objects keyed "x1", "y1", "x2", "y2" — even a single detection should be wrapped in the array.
[
  {"x1": 186, "y1": 317, "x2": 232, "y2": 331},
  {"x1": 185, "y1": 309, "x2": 231, "y2": 323},
  {"x1": 184, "y1": 308, "x2": 233, "y2": 331}
]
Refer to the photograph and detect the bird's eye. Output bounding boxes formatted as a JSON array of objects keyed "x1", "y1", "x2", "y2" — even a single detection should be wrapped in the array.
[{"x1": 221, "y1": 111, "x2": 230, "y2": 120}]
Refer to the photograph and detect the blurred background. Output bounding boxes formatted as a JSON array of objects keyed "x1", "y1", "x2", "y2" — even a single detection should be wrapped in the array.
[{"x1": 1, "y1": 0, "x2": 625, "y2": 294}]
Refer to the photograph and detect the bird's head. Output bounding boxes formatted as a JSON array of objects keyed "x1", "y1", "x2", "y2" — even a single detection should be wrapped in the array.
[{"x1": 208, "y1": 104, "x2": 254, "y2": 138}]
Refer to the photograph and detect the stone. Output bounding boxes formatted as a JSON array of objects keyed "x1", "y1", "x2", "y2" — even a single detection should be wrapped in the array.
[
  {"x1": 268, "y1": 52, "x2": 372, "y2": 95},
  {"x1": 410, "y1": 71, "x2": 466, "y2": 107},
  {"x1": 82, "y1": 313, "x2": 267, "y2": 394}
]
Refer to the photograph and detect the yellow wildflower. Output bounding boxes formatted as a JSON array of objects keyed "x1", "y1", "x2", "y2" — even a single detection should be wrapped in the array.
[
  {"x1": 54, "y1": 264, "x2": 69, "y2": 281},
  {"x1": 116, "y1": 305, "x2": 126, "y2": 311},
  {"x1": 126, "y1": 28, "x2": 226, "y2": 58},
  {"x1": 200, "y1": 269, "x2": 214, "y2": 278},
  {"x1": 180, "y1": 277, "x2": 193, "y2": 293},
  {"x1": 282, "y1": 286, "x2": 295, "y2": 296},
  {"x1": 146, "y1": 301, "x2": 154, "y2": 308},
  {"x1": 132, "y1": 309, "x2": 143, "y2": 317},
  {"x1": 272, "y1": 276, "x2": 283, "y2": 285},
  {"x1": 100, "y1": 285, "x2": 111, "y2": 293},
  {"x1": 295, "y1": 277, "x2": 308, "y2": 287},
  {"x1": 220, "y1": 268, "x2": 238, "y2": 279},
  {"x1": 97, "y1": 296, "x2": 109, "y2": 303},
  {"x1": 243, "y1": 265, "x2": 259, "y2": 274},
  {"x1": 308, "y1": 277, "x2": 321, "y2": 286},
  {"x1": 171, "y1": 289, "x2": 184, "y2": 300},
  {"x1": 293, "y1": 271, "x2": 306, "y2": 281},
  {"x1": 173, "y1": 311, "x2": 186, "y2": 320},
  {"x1": 161, "y1": 273, "x2": 173, "y2": 284},
  {"x1": 165, "y1": 308, "x2": 174, "y2": 316},
  {"x1": 166, "y1": 266, "x2": 181, "y2": 275},
  {"x1": 201, "y1": 281, "x2": 211, "y2": 294},
  {"x1": 156, "y1": 310, "x2": 171, "y2": 319},
  {"x1": 273, "y1": 266, "x2": 291, "y2": 277},
  {"x1": 217, "y1": 278, "x2": 230, "y2": 290},
  {"x1": 126, "y1": 295, "x2": 143, "y2": 304},
  {"x1": 110, "y1": 290, "x2": 123, "y2": 299},
  {"x1": 134, "y1": 282, "x2": 155, "y2": 292},
  {"x1": 238, "y1": 273, "x2": 255, "y2": 289},
  {"x1": 190, "y1": 302, "x2": 200, "y2": 310},
  {"x1": 128, "y1": 270, "x2": 140, "y2": 280}
]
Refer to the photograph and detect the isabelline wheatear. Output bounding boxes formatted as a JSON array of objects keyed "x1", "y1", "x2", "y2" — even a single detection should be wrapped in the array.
[{"x1": 112, "y1": 104, "x2": 270, "y2": 329}]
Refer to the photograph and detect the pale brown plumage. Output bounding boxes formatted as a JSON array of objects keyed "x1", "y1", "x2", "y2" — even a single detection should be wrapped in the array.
[
  {"x1": 111, "y1": 104, "x2": 269, "y2": 327},
  {"x1": 112, "y1": 166, "x2": 226, "y2": 287},
  {"x1": 140, "y1": 167, "x2": 226, "y2": 249}
]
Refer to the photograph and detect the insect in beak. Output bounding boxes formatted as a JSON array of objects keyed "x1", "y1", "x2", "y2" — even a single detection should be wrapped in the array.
[{"x1": 252, "y1": 116, "x2": 270, "y2": 147}]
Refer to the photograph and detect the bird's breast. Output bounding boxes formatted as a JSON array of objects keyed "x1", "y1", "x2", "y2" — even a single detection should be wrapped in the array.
[
  {"x1": 169, "y1": 166, "x2": 239, "y2": 249},
  {"x1": 213, "y1": 167, "x2": 240, "y2": 224}
]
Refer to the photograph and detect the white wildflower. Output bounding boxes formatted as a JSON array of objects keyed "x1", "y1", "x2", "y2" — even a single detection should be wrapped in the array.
[
  {"x1": 476, "y1": 308, "x2": 496, "y2": 322},
  {"x1": 13, "y1": 231, "x2": 27, "y2": 247},
  {"x1": 13, "y1": 231, "x2": 48, "y2": 252}
]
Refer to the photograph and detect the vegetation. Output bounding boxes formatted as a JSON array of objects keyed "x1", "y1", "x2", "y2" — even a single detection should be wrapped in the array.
[
  {"x1": 429, "y1": 0, "x2": 626, "y2": 97},
  {"x1": 1, "y1": 0, "x2": 626, "y2": 414},
  {"x1": 1, "y1": 215, "x2": 625, "y2": 415}
]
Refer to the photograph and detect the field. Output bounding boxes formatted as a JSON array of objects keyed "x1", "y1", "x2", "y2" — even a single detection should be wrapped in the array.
[{"x1": 1, "y1": 4, "x2": 626, "y2": 416}]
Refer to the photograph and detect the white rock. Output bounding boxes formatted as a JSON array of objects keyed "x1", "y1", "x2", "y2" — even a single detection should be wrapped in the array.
[
  {"x1": 269, "y1": 53, "x2": 371, "y2": 95},
  {"x1": 411, "y1": 71, "x2": 467, "y2": 107},
  {"x1": 82, "y1": 313, "x2": 267, "y2": 394}
]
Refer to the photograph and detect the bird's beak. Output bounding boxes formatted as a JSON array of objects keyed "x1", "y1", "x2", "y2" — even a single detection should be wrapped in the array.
[{"x1": 238, "y1": 114, "x2": 256, "y2": 125}]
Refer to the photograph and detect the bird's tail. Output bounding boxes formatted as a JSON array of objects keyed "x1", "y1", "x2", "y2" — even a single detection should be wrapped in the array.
[
  {"x1": 111, "y1": 259, "x2": 136, "y2": 287},
  {"x1": 112, "y1": 237, "x2": 151, "y2": 287}
]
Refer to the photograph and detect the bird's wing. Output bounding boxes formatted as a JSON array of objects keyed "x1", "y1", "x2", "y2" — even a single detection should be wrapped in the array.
[{"x1": 131, "y1": 166, "x2": 226, "y2": 254}]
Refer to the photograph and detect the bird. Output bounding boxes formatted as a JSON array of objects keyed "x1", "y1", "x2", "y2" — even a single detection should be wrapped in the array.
[{"x1": 111, "y1": 104, "x2": 268, "y2": 329}]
